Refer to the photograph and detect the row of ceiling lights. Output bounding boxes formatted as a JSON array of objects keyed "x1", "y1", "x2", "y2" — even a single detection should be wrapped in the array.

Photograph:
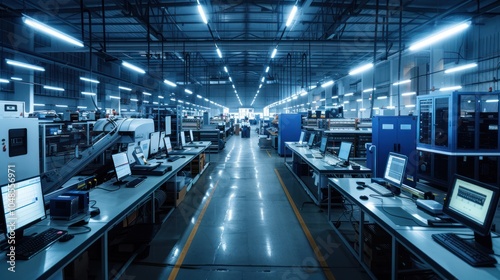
[
  {"x1": 1, "y1": 13, "x2": 228, "y2": 111},
  {"x1": 266, "y1": 20, "x2": 476, "y2": 111}
]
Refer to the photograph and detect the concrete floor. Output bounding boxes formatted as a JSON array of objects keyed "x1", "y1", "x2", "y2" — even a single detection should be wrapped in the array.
[{"x1": 124, "y1": 127, "x2": 369, "y2": 280}]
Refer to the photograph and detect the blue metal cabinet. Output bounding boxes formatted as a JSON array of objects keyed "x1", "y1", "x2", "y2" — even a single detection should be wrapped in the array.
[
  {"x1": 278, "y1": 114, "x2": 302, "y2": 156},
  {"x1": 370, "y1": 116, "x2": 417, "y2": 187}
]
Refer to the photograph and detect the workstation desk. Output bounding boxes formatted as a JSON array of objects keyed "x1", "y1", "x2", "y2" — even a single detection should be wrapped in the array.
[
  {"x1": 284, "y1": 142, "x2": 371, "y2": 205},
  {"x1": 0, "y1": 147, "x2": 208, "y2": 280},
  {"x1": 327, "y1": 178, "x2": 500, "y2": 280}
]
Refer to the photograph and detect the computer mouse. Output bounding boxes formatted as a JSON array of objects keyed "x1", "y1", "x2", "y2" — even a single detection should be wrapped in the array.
[
  {"x1": 181, "y1": 156, "x2": 186, "y2": 158},
  {"x1": 356, "y1": 181, "x2": 365, "y2": 186},
  {"x1": 59, "y1": 234, "x2": 74, "y2": 242},
  {"x1": 356, "y1": 186, "x2": 365, "y2": 190},
  {"x1": 359, "y1": 195, "x2": 369, "y2": 200}
]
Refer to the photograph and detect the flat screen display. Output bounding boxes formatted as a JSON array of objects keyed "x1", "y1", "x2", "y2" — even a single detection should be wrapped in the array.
[
  {"x1": 149, "y1": 132, "x2": 160, "y2": 155},
  {"x1": 112, "y1": 152, "x2": 131, "y2": 181},
  {"x1": 139, "y1": 139, "x2": 150, "y2": 160},
  {"x1": 383, "y1": 152, "x2": 408, "y2": 188},
  {"x1": 338, "y1": 142, "x2": 352, "y2": 163},
  {"x1": 319, "y1": 136, "x2": 328, "y2": 154}
]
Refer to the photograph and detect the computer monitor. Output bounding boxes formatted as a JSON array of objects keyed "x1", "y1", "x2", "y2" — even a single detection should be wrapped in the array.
[
  {"x1": 159, "y1": 132, "x2": 166, "y2": 150},
  {"x1": 180, "y1": 131, "x2": 186, "y2": 147},
  {"x1": 1, "y1": 176, "x2": 46, "y2": 239},
  {"x1": 126, "y1": 143, "x2": 136, "y2": 164},
  {"x1": 189, "y1": 130, "x2": 194, "y2": 143},
  {"x1": 307, "y1": 134, "x2": 315, "y2": 148},
  {"x1": 298, "y1": 131, "x2": 305, "y2": 144},
  {"x1": 443, "y1": 175, "x2": 500, "y2": 250},
  {"x1": 111, "y1": 152, "x2": 132, "y2": 185},
  {"x1": 133, "y1": 146, "x2": 148, "y2": 165},
  {"x1": 149, "y1": 132, "x2": 160, "y2": 156},
  {"x1": 319, "y1": 136, "x2": 328, "y2": 155},
  {"x1": 139, "y1": 139, "x2": 150, "y2": 160},
  {"x1": 383, "y1": 152, "x2": 408, "y2": 194},
  {"x1": 337, "y1": 141, "x2": 352, "y2": 165},
  {"x1": 163, "y1": 137, "x2": 173, "y2": 153}
]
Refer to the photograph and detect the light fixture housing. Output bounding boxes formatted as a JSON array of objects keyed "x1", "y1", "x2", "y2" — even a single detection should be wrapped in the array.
[
  {"x1": 122, "y1": 61, "x2": 146, "y2": 74},
  {"x1": 349, "y1": 63, "x2": 373, "y2": 75},
  {"x1": 6, "y1": 59, "x2": 45, "y2": 71},
  {"x1": 119, "y1": 86, "x2": 132, "y2": 91},
  {"x1": 80, "y1": 77, "x2": 99, "y2": 84},
  {"x1": 185, "y1": 89, "x2": 193, "y2": 94},
  {"x1": 344, "y1": 92, "x2": 354, "y2": 97},
  {"x1": 143, "y1": 92, "x2": 152, "y2": 96},
  {"x1": 224, "y1": 66, "x2": 228, "y2": 73},
  {"x1": 444, "y1": 63, "x2": 477, "y2": 74},
  {"x1": 110, "y1": 95, "x2": 121, "y2": 99},
  {"x1": 271, "y1": 47, "x2": 278, "y2": 59},
  {"x1": 321, "y1": 80, "x2": 334, "y2": 88},
  {"x1": 0, "y1": 78, "x2": 10, "y2": 83},
  {"x1": 197, "y1": 4, "x2": 208, "y2": 24},
  {"x1": 216, "y1": 47, "x2": 223, "y2": 58},
  {"x1": 22, "y1": 15, "x2": 84, "y2": 47},
  {"x1": 286, "y1": 5, "x2": 298, "y2": 27},
  {"x1": 409, "y1": 21, "x2": 471, "y2": 51},
  {"x1": 393, "y1": 79, "x2": 411, "y2": 86},
  {"x1": 265, "y1": 66, "x2": 270, "y2": 73},
  {"x1": 81, "y1": 92, "x2": 96, "y2": 96},
  {"x1": 43, "y1": 85, "x2": 65, "y2": 91},
  {"x1": 439, "y1": 85, "x2": 462, "y2": 91},
  {"x1": 164, "y1": 79, "x2": 177, "y2": 87}
]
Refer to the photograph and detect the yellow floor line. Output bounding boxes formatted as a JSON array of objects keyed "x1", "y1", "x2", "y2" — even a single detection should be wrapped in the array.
[
  {"x1": 275, "y1": 169, "x2": 336, "y2": 280},
  {"x1": 266, "y1": 150, "x2": 272, "y2": 157},
  {"x1": 168, "y1": 179, "x2": 220, "y2": 280}
]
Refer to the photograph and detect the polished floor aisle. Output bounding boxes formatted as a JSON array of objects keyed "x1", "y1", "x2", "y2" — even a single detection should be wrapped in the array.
[{"x1": 125, "y1": 127, "x2": 368, "y2": 280}]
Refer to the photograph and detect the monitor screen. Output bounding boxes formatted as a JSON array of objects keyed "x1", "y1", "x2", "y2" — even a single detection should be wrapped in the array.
[
  {"x1": 338, "y1": 141, "x2": 352, "y2": 163},
  {"x1": 189, "y1": 130, "x2": 194, "y2": 143},
  {"x1": 159, "y1": 132, "x2": 166, "y2": 150},
  {"x1": 126, "y1": 143, "x2": 136, "y2": 164},
  {"x1": 298, "y1": 131, "x2": 305, "y2": 143},
  {"x1": 112, "y1": 152, "x2": 131, "y2": 182},
  {"x1": 383, "y1": 152, "x2": 408, "y2": 189},
  {"x1": 133, "y1": 146, "x2": 148, "y2": 165},
  {"x1": 139, "y1": 139, "x2": 150, "y2": 160},
  {"x1": 163, "y1": 137, "x2": 173, "y2": 152},
  {"x1": 319, "y1": 136, "x2": 328, "y2": 154},
  {"x1": 1, "y1": 176, "x2": 46, "y2": 235},
  {"x1": 307, "y1": 134, "x2": 315, "y2": 147},
  {"x1": 180, "y1": 131, "x2": 186, "y2": 147},
  {"x1": 149, "y1": 132, "x2": 160, "y2": 155},
  {"x1": 444, "y1": 175, "x2": 500, "y2": 237}
]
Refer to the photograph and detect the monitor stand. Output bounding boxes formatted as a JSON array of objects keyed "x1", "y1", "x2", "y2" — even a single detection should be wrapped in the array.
[
  {"x1": 113, "y1": 179, "x2": 128, "y2": 186},
  {"x1": 474, "y1": 232, "x2": 493, "y2": 253}
]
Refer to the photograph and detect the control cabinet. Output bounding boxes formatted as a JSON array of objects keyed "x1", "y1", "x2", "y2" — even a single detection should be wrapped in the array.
[{"x1": 416, "y1": 91, "x2": 500, "y2": 188}]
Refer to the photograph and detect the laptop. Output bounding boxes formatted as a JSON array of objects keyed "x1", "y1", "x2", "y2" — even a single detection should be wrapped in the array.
[
  {"x1": 294, "y1": 131, "x2": 306, "y2": 146},
  {"x1": 130, "y1": 145, "x2": 172, "y2": 176},
  {"x1": 312, "y1": 136, "x2": 328, "y2": 158}
]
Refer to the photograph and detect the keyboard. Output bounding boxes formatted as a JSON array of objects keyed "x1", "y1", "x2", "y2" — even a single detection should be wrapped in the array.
[
  {"x1": 125, "y1": 177, "x2": 145, "y2": 188},
  {"x1": 167, "y1": 156, "x2": 182, "y2": 162},
  {"x1": 366, "y1": 183, "x2": 394, "y2": 197},
  {"x1": 15, "y1": 228, "x2": 67, "y2": 260},
  {"x1": 432, "y1": 233, "x2": 497, "y2": 267},
  {"x1": 312, "y1": 153, "x2": 323, "y2": 159}
]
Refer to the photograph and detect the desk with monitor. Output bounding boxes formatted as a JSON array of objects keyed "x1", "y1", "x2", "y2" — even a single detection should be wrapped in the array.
[
  {"x1": 0, "y1": 143, "x2": 208, "y2": 280},
  {"x1": 328, "y1": 175, "x2": 500, "y2": 279},
  {"x1": 285, "y1": 141, "x2": 371, "y2": 205}
]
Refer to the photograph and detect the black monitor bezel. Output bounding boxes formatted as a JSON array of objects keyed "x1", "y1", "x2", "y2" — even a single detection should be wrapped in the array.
[
  {"x1": 383, "y1": 152, "x2": 408, "y2": 191},
  {"x1": 443, "y1": 174, "x2": 500, "y2": 236},
  {"x1": 112, "y1": 151, "x2": 132, "y2": 182},
  {"x1": 307, "y1": 134, "x2": 315, "y2": 147},
  {"x1": 0, "y1": 176, "x2": 46, "y2": 238},
  {"x1": 319, "y1": 136, "x2": 328, "y2": 154}
]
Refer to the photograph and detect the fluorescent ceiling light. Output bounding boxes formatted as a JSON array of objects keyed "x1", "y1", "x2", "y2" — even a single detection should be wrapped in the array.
[
  {"x1": 158, "y1": 95, "x2": 164, "y2": 99},
  {"x1": 265, "y1": 66, "x2": 270, "y2": 73},
  {"x1": 185, "y1": 89, "x2": 193, "y2": 94},
  {"x1": 363, "y1": 88, "x2": 376, "y2": 93},
  {"x1": 204, "y1": 98, "x2": 209, "y2": 101},
  {"x1": 81, "y1": 92, "x2": 96, "y2": 96},
  {"x1": 43, "y1": 85, "x2": 65, "y2": 91},
  {"x1": 130, "y1": 98, "x2": 138, "y2": 102},
  {"x1": 143, "y1": 92, "x2": 152, "y2": 96},
  {"x1": 143, "y1": 100, "x2": 149, "y2": 104},
  {"x1": 153, "y1": 101, "x2": 159, "y2": 105},
  {"x1": 197, "y1": 4, "x2": 208, "y2": 24},
  {"x1": 439, "y1": 85, "x2": 462, "y2": 91},
  {"x1": 332, "y1": 95, "x2": 338, "y2": 99},
  {"x1": 122, "y1": 61, "x2": 146, "y2": 74},
  {"x1": 321, "y1": 80, "x2": 334, "y2": 88},
  {"x1": 34, "y1": 103, "x2": 45, "y2": 106},
  {"x1": 386, "y1": 105, "x2": 396, "y2": 109},
  {"x1": 10, "y1": 77, "x2": 22, "y2": 81},
  {"x1": 286, "y1": 5, "x2": 298, "y2": 27},
  {"x1": 80, "y1": 77, "x2": 99, "y2": 83},
  {"x1": 350, "y1": 109, "x2": 356, "y2": 112},
  {"x1": 224, "y1": 66, "x2": 228, "y2": 73},
  {"x1": 259, "y1": 84, "x2": 262, "y2": 89},
  {"x1": 300, "y1": 91, "x2": 308, "y2": 96},
  {"x1": 229, "y1": 77, "x2": 232, "y2": 82},
  {"x1": 170, "y1": 98, "x2": 176, "y2": 101},
  {"x1": 402, "y1": 91, "x2": 416, "y2": 96},
  {"x1": 77, "y1": 106, "x2": 87, "y2": 109},
  {"x1": 0, "y1": 78, "x2": 10, "y2": 83},
  {"x1": 344, "y1": 92, "x2": 354, "y2": 96},
  {"x1": 293, "y1": 95, "x2": 299, "y2": 100},
  {"x1": 197, "y1": 95, "x2": 202, "y2": 98},
  {"x1": 55, "y1": 104, "x2": 68, "y2": 108},
  {"x1": 119, "y1": 86, "x2": 132, "y2": 91},
  {"x1": 22, "y1": 15, "x2": 83, "y2": 47},
  {"x1": 319, "y1": 98, "x2": 325, "y2": 101},
  {"x1": 486, "y1": 99, "x2": 499, "y2": 103},
  {"x1": 130, "y1": 109, "x2": 136, "y2": 112},
  {"x1": 343, "y1": 101, "x2": 349, "y2": 104},
  {"x1": 356, "y1": 99, "x2": 362, "y2": 102},
  {"x1": 110, "y1": 95, "x2": 121, "y2": 99},
  {"x1": 216, "y1": 48, "x2": 223, "y2": 58},
  {"x1": 359, "y1": 108, "x2": 366, "y2": 111},
  {"x1": 409, "y1": 21, "x2": 471, "y2": 51},
  {"x1": 261, "y1": 77, "x2": 265, "y2": 83},
  {"x1": 178, "y1": 100, "x2": 184, "y2": 103},
  {"x1": 271, "y1": 47, "x2": 278, "y2": 59},
  {"x1": 405, "y1": 104, "x2": 416, "y2": 108},
  {"x1": 377, "y1": 96, "x2": 387, "y2": 99},
  {"x1": 393, "y1": 79, "x2": 411, "y2": 86},
  {"x1": 164, "y1": 79, "x2": 177, "y2": 87},
  {"x1": 444, "y1": 63, "x2": 477, "y2": 74},
  {"x1": 6, "y1": 59, "x2": 45, "y2": 71},
  {"x1": 349, "y1": 63, "x2": 373, "y2": 75}
]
